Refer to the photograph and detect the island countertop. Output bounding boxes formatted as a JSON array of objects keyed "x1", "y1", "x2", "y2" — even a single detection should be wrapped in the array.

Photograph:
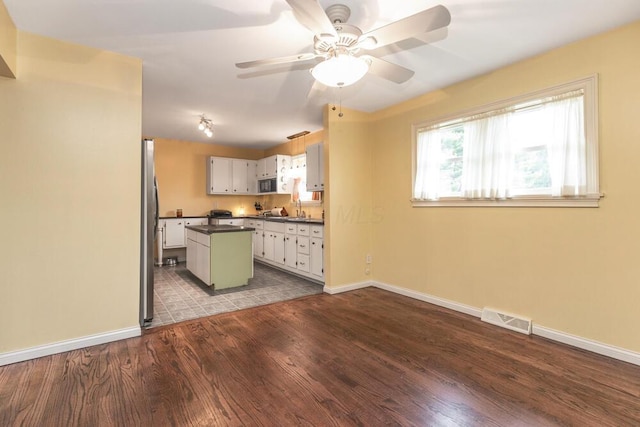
[{"x1": 185, "y1": 224, "x2": 255, "y2": 235}]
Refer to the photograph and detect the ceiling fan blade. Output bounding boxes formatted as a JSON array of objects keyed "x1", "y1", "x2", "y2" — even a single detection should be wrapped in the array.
[
  {"x1": 236, "y1": 53, "x2": 319, "y2": 69},
  {"x1": 364, "y1": 56, "x2": 415, "y2": 84},
  {"x1": 360, "y1": 4, "x2": 451, "y2": 50},
  {"x1": 286, "y1": 0, "x2": 337, "y2": 37}
]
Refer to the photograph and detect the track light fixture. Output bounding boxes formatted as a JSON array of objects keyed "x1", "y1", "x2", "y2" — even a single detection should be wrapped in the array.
[{"x1": 198, "y1": 115, "x2": 214, "y2": 138}]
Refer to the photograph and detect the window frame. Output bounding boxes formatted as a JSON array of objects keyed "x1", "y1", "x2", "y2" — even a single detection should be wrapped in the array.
[
  {"x1": 411, "y1": 75, "x2": 601, "y2": 207},
  {"x1": 288, "y1": 153, "x2": 322, "y2": 207}
]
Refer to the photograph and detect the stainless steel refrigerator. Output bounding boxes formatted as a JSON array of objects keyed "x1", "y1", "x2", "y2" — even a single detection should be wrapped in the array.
[{"x1": 140, "y1": 138, "x2": 158, "y2": 326}]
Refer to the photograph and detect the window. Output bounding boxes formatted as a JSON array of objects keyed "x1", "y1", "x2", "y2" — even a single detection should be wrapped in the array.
[
  {"x1": 412, "y1": 76, "x2": 600, "y2": 207},
  {"x1": 289, "y1": 154, "x2": 321, "y2": 204}
]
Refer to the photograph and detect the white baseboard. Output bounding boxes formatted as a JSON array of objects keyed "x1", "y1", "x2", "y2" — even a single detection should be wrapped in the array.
[
  {"x1": 0, "y1": 326, "x2": 141, "y2": 367},
  {"x1": 330, "y1": 279, "x2": 640, "y2": 367},
  {"x1": 533, "y1": 325, "x2": 640, "y2": 366},
  {"x1": 372, "y1": 280, "x2": 483, "y2": 318},
  {"x1": 323, "y1": 280, "x2": 372, "y2": 294}
]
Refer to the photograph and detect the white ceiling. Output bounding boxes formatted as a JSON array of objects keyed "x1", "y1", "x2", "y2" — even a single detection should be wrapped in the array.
[{"x1": 5, "y1": 0, "x2": 640, "y2": 149}]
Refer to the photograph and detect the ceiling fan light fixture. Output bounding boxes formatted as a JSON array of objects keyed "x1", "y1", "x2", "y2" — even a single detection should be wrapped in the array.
[{"x1": 311, "y1": 54, "x2": 370, "y2": 87}]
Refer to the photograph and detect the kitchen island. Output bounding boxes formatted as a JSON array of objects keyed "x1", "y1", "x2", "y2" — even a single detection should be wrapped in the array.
[{"x1": 185, "y1": 224, "x2": 254, "y2": 289}]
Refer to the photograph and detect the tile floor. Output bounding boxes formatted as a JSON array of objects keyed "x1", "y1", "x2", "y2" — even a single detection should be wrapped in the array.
[{"x1": 149, "y1": 261, "x2": 324, "y2": 328}]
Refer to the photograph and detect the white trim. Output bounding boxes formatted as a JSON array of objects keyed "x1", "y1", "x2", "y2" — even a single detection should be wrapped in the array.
[
  {"x1": 411, "y1": 74, "x2": 600, "y2": 206},
  {"x1": 411, "y1": 194, "x2": 602, "y2": 208},
  {"x1": 372, "y1": 280, "x2": 482, "y2": 317},
  {"x1": 368, "y1": 280, "x2": 640, "y2": 366},
  {"x1": 533, "y1": 325, "x2": 640, "y2": 366},
  {"x1": 0, "y1": 326, "x2": 141, "y2": 366},
  {"x1": 323, "y1": 281, "x2": 372, "y2": 294}
]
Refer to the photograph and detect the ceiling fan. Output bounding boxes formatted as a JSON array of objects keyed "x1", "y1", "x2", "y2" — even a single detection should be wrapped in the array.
[{"x1": 236, "y1": 0, "x2": 451, "y2": 87}]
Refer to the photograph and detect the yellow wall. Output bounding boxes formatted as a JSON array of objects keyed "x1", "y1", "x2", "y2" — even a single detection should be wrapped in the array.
[
  {"x1": 363, "y1": 21, "x2": 640, "y2": 352},
  {"x1": 154, "y1": 131, "x2": 326, "y2": 219},
  {"x1": 153, "y1": 138, "x2": 263, "y2": 217},
  {"x1": 0, "y1": 31, "x2": 142, "y2": 353},
  {"x1": 324, "y1": 107, "x2": 374, "y2": 288},
  {"x1": 0, "y1": 1, "x2": 16, "y2": 77}
]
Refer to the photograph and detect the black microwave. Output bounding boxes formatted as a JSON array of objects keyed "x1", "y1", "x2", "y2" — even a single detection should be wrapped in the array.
[{"x1": 258, "y1": 178, "x2": 277, "y2": 193}]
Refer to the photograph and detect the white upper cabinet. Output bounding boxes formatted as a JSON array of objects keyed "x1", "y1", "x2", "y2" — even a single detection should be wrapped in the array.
[
  {"x1": 207, "y1": 157, "x2": 232, "y2": 194},
  {"x1": 257, "y1": 155, "x2": 290, "y2": 180},
  {"x1": 306, "y1": 142, "x2": 324, "y2": 191},
  {"x1": 207, "y1": 156, "x2": 253, "y2": 195},
  {"x1": 231, "y1": 159, "x2": 249, "y2": 194},
  {"x1": 248, "y1": 160, "x2": 258, "y2": 194},
  {"x1": 257, "y1": 155, "x2": 277, "y2": 179}
]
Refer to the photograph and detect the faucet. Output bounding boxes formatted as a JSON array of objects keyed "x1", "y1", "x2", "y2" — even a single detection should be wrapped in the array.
[{"x1": 296, "y1": 199, "x2": 302, "y2": 217}]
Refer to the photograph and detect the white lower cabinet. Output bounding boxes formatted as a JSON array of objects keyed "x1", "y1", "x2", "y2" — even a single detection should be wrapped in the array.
[
  {"x1": 285, "y1": 224, "x2": 297, "y2": 269},
  {"x1": 310, "y1": 237, "x2": 323, "y2": 278},
  {"x1": 247, "y1": 219, "x2": 264, "y2": 258},
  {"x1": 186, "y1": 229, "x2": 211, "y2": 284},
  {"x1": 186, "y1": 236, "x2": 197, "y2": 272},
  {"x1": 163, "y1": 218, "x2": 186, "y2": 248},
  {"x1": 263, "y1": 221, "x2": 285, "y2": 265},
  {"x1": 255, "y1": 220, "x2": 324, "y2": 283}
]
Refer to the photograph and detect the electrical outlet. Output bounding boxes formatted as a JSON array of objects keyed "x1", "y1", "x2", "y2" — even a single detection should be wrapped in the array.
[
  {"x1": 365, "y1": 254, "x2": 372, "y2": 264},
  {"x1": 365, "y1": 267, "x2": 370, "y2": 275}
]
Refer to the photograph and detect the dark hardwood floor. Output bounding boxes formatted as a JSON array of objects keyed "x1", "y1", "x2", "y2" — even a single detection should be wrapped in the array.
[{"x1": 1, "y1": 288, "x2": 639, "y2": 426}]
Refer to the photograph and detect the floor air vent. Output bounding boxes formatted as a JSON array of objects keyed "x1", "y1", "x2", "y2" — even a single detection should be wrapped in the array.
[{"x1": 481, "y1": 308, "x2": 532, "y2": 335}]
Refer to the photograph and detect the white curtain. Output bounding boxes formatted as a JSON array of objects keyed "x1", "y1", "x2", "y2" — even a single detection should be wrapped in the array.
[
  {"x1": 413, "y1": 92, "x2": 586, "y2": 201},
  {"x1": 413, "y1": 130, "x2": 442, "y2": 200},
  {"x1": 544, "y1": 96, "x2": 586, "y2": 196},
  {"x1": 461, "y1": 113, "x2": 511, "y2": 199}
]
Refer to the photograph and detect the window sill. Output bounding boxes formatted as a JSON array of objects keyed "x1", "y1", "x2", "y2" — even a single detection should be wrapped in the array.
[{"x1": 411, "y1": 194, "x2": 603, "y2": 208}]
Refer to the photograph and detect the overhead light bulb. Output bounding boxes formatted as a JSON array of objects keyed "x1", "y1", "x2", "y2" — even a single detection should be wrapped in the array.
[
  {"x1": 311, "y1": 53, "x2": 370, "y2": 87},
  {"x1": 198, "y1": 122, "x2": 205, "y2": 131},
  {"x1": 205, "y1": 128, "x2": 213, "y2": 138}
]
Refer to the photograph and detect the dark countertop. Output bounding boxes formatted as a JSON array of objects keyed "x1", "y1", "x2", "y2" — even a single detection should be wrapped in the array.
[
  {"x1": 160, "y1": 215, "x2": 324, "y2": 225},
  {"x1": 160, "y1": 216, "x2": 208, "y2": 219},
  {"x1": 242, "y1": 215, "x2": 324, "y2": 225},
  {"x1": 185, "y1": 225, "x2": 255, "y2": 235}
]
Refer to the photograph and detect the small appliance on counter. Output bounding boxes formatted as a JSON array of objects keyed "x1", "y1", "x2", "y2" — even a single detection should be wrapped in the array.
[{"x1": 208, "y1": 209, "x2": 232, "y2": 225}]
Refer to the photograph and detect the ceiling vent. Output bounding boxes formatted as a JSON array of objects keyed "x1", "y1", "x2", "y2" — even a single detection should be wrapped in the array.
[{"x1": 481, "y1": 307, "x2": 532, "y2": 335}]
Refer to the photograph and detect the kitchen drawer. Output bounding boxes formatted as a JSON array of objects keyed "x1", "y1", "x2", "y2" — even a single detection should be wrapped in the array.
[
  {"x1": 265, "y1": 221, "x2": 285, "y2": 233},
  {"x1": 285, "y1": 223, "x2": 297, "y2": 234},
  {"x1": 185, "y1": 218, "x2": 207, "y2": 226},
  {"x1": 297, "y1": 236, "x2": 310, "y2": 255},
  {"x1": 296, "y1": 224, "x2": 310, "y2": 236},
  {"x1": 217, "y1": 218, "x2": 244, "y2": 226},
  {"x1": 196, "y1": 231, "x2": 210, "y2": 247},
  {"x1": 310, "y1": 225, "x2": 323, "y2": 238},
  {"x1": 186, "y1": 229, "x2": 199, "y2": 242},
  {"x1": 247, "y1": 219, "x2": 264, "y2": 229},
  {"x1": 297, "y1": 254, "x2": 310, "y2": 273}
]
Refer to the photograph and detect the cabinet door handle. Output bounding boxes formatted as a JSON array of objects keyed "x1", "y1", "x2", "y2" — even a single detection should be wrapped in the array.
[{"x1": 299, "y1": 244, "x2": 306, "y2": 248}]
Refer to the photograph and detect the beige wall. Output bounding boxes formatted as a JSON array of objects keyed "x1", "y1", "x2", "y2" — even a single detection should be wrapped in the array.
[
  {"x1": 0, "y1": 1, "x2": 16, "y2": 78},
  {"x1": 0, "y1": 31, "x2": 142, "y2": 353},
  {"x1": 362, "y1": 21, "x2": 640, "y2": 352}
]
